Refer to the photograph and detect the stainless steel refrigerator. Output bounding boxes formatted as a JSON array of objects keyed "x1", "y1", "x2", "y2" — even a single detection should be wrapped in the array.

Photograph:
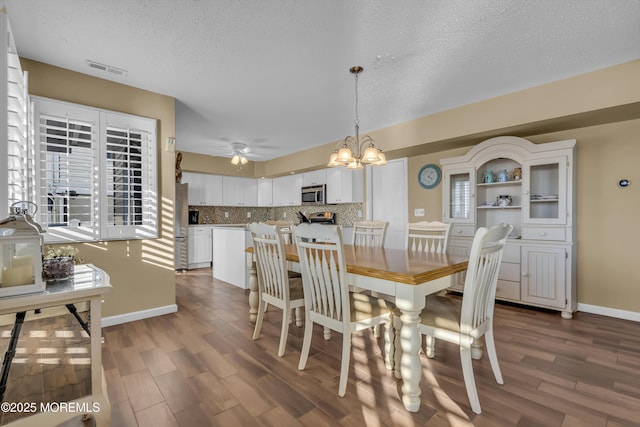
[{"x1": 175, "y1": 183, "x2": 189, "y2": 270}]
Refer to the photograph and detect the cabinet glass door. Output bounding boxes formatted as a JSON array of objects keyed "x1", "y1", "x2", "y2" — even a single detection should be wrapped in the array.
[
  {"x1": 523, "y1": 157, "x2": 567, "y2": 224},
  {"x1": 444, "y1": 168, "x2": 474, "y2": 223}
]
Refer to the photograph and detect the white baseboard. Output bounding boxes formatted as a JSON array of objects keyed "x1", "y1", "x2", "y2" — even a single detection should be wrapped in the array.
[
  {"x1": 577, "y1": 303, "x2": 640, "y2": 322},
  {"x1": 101, "y1": 304, "x2": 178, "y2": 327}
]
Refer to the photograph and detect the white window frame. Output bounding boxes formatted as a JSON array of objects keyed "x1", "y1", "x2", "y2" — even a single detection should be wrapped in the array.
[{"x1": 32, "y1": 96, "x2": 158, "y2": 243}]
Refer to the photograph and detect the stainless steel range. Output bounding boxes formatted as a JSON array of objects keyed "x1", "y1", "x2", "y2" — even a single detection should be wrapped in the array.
[{"x1": 298, "y1": 211, "x2": 336, "y2": 225}]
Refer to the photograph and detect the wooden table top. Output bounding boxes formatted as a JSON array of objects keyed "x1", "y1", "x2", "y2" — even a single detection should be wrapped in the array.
[{"x1": 247, "y1": 244, "x2": 468, "y2": 285}]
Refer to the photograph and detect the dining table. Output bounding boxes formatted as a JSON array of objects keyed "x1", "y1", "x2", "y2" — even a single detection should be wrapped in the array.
[{"x1": 245, "y1": 243, "x2": 469, "y2": 412}]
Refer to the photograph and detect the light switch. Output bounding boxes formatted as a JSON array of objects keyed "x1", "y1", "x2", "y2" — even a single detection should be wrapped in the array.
[
  {"x1": 224, "y1": 212, "x2": 229, "y2": 218},
  {"x1": 414, "y1": 208, "x2": 425, "y2": 217}
]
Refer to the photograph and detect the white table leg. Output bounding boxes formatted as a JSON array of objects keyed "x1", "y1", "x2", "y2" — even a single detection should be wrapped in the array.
[
  {"x1": 398, "y1": 307, "x2": 422, "y2": 412},
  {"x1": 247, "y1": 256, "x2": 259, "y2": 322},
  {"x1": 394, "y1": 283, "x2": 428, "y2": 413}
]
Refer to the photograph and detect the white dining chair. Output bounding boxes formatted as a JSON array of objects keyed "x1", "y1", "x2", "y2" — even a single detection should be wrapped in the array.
[
  {"x1": 264, "y1": 220, "x2": 294, "y2": 244},
  {"x1": 352, "y1": 220, "x2": 388, "y2": 248},
  {"x1": 417, "y1": 223, "x2": 513, "y2": 414},
  {"x1": 292, "y1": 223, "x2": 394, "y2": 397},
  {"x1": 406, "y1": 220, "x2": 452, "y2": 253},
  {"x1": 352, "y1": 220, "x2": 391, "y2": 338},
  {"x1": 402, "y1": 220, "x2": 454, "y2": 353},
  {"x1": 249, "y1": 222, "x2": 305, "y2": 357}
]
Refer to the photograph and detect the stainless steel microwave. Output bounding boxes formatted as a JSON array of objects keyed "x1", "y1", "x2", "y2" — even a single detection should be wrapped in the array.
[{"x1": 301, "y1": 184, "x2": 326, "y2": 205}]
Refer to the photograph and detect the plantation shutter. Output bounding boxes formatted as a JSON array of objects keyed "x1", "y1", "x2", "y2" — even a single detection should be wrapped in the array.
[
  {"x1": 100, "y1": 112, "x2": 157, "y2": 240},
  {"x1": 3, "y1": 14, "x2": 33, "y2": 213},
  {"x1": 35, "y1": 99, "x2": 99, "y2": 242}
]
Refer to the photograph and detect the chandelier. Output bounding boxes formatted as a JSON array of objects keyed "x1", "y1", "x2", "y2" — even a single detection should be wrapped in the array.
[
  {"x1": 327, "y1": 66, "x2": 386, "y2": 169},
  {"x1": 230, "y1": 142, "x2": 249, "y2": 165}
]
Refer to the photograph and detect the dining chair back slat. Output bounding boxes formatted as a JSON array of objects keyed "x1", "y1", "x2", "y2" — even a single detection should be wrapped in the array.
[
  {"x1": 407, "y1": 221, "x2": 452, "y2": 254},
  {"x1": 353, "y1": 220, "x2": 388, "y2": 248}
]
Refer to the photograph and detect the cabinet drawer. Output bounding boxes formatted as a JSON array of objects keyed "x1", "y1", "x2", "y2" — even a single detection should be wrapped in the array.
[
  {"x1": 450, "y1": 225, "x2": 475, "y2": 237},
  {"x1": 499, "y1": 262, "x2": 520, "y2": 282},
  {"x1": 496, "y1": 280, "x2": 520, "y2": 300},
  {"x1": 522, "y1": 227, "x2": 565, "y2": 241},
  {"x1": 502, "y1": 243, "x2": 520, "y2": 263},
  {"x1": 189, "y1": 227, "x2": 212, "y2": 236}
]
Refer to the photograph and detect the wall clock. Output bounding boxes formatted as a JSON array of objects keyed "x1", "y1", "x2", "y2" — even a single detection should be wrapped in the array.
[{"x1": 418, "y1": 163, "x2": 441, "y2": 189}]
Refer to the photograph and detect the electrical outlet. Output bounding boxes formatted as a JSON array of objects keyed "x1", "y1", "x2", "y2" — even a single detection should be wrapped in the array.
[
  {"x1": 283, "y1": 212, "x2": 287, "y2": 218},
  {"x1": 224, "y1": 212, "x2": 229, "y2": 218},
  {"x1": 357, "y1": 210, "x2": 362, "y2": 218},
  {"x1": 414, "y1": 208, "x2": 425, "y2": 217},
  {"x1": 247, "y1": 212, "x2": 251, "y2": 218}
]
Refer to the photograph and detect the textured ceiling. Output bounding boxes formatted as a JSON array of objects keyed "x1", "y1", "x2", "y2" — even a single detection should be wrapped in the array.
[{"x1": 4, "y1": 0, "x2": 640, "y2": 161}]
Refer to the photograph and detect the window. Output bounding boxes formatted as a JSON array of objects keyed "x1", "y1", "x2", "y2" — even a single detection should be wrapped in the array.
[{"x1": 33, "y1": 97, "x2": 158, "y2": 243}]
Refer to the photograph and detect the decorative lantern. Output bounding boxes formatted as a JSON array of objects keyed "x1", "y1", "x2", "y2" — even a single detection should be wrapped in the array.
[{"x1": 0, "y1": 201, "x2": 45, "y2": 297}]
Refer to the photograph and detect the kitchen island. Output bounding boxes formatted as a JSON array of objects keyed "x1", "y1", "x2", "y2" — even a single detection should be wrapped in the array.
[{"x1": 212, "y1": 225, "x2": 252, "y2": 288}]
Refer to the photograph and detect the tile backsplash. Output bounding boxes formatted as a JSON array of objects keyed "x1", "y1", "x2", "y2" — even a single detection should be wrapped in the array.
[{"x1": 189, "y1": 203, "x2": 363, "y2": 226}]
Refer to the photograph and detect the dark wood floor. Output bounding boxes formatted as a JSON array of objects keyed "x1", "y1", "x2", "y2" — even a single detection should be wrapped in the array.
[{"x1": 102, "y1": 268, "x2": 640, "y2": 427}]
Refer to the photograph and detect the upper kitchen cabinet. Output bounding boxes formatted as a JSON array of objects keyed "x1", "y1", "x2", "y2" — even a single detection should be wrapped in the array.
[
  {"x1": 182, "y1": 172, "x2": 223, "y2": 206},
  {"x1": 302, "y1": 169, "x2": 326, "y2": 187},
  {"x1": 257, "y1": 178, "x2": 273, "y2": 207},
  {"x1": 222, "y1": 176, "x2": 258, "y2": 206},
  {"x1": 272, "y1": 174, "x2": 302, "y2": 206},
  {"x1": 326, "y1": 168, "x2": 363, "y2": 204},
  {"x1": 440, "y1": 136, "x2": 577, "y2": 318}
]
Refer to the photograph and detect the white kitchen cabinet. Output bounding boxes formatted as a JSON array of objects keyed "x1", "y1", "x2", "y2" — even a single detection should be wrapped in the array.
[
  {"x1": 188, "y1": 226, "x2": 213, "y2": 269},
  {"x1": 182, "y1": 172, "x2": 223, "y2": 206},
  {"x1": 182, "y1": 172, "x2": 205, "y2": 204},
  {"x1": 302, "y1": 169, "x2": 326, "y2": 186},
  {"x1": 222, "y1": 176, "x2": 258, "y2": 206},
  {"x1": 521, "y1": 244, "x2": 567, "y2": 311},
  {"x1": 257, "y1": 178, "x2": 273, "y2": 207},
  {"x1": 326, "y1": 168, "x2": 363, "y2": 204},
  {"x1": 441, "y1": 136, "x2": 576, "y2": 318},
  {"x1": 273, "y1": 174, "x2": 302, "y2": 206}
]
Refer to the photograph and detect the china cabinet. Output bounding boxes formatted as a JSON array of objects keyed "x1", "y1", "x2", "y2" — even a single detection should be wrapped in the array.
[{"x1": 441, "y1": 136, "x2": 576, "y2": 318}]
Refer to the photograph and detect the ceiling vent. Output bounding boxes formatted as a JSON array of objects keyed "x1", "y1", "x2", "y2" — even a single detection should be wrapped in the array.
[{"x1": 86, "y1": 60, "x2": 128, "y2": 77}]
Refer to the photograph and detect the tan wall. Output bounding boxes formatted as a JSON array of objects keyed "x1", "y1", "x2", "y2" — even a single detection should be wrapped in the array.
[{"x1": 22, "y1": 59, "x2": 176, "y2": 318}]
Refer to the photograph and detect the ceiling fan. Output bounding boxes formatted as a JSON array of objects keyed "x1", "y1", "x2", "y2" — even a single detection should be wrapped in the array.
[{"x1": 230, "y1": 142, "x2": 250, "y2": 165}]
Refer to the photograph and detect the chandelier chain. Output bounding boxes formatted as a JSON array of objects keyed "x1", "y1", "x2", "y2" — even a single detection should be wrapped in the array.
[{"x1": 354, "y1": 72, "x2": 359, "y2": 127}]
